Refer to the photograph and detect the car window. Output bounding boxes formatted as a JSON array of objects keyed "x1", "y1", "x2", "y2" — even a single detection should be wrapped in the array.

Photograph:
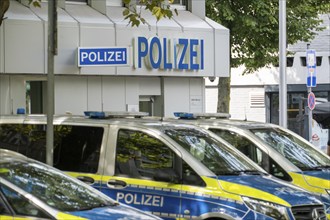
[
  {"x1": 115, "y1": 129, "x2": 205, "y2": 186},
  {"x1": 269, "y1": 158, "x2": 292, "y2": 181},
  {"x1": 116, "y1": 129, "x2": 176, "y2": 179},
  {"x1": 0, "y1": 195, "x2": 10, "y2": 215},
  {"x1": 250, "y1": 128, "x2": 330, "y2": 170},
  {"x1": 0, "y1": 124, "x2": 103, "y2": 173},
  {"x1": 164, "y1": 128, "x2": 259, "y2": 175},
  {"x1": 0, "y1": 184, "x2": 50, "y2": 218},
  {"x1": 210, "y1": 129, "x2": 264, "y2": 166},
  {"x1": 0, "y1": 160, "x2": 115, "y2": 212}
]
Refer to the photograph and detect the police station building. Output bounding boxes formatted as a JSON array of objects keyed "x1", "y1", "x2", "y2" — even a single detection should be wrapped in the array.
[{"x1": 0, "y1": 0, "x2": 229, "y2": 117}]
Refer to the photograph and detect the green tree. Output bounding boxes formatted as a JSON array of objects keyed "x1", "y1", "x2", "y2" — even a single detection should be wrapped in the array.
[
  {"x1": 206, "y1": 0, "x2": 330, "y2": 113},
  {"x1": 0, "y1": 0, "x2": 9, "y2": 26}
]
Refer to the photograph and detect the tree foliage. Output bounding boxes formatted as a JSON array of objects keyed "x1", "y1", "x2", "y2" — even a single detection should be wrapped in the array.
[
  {"x1": 0, "y1": 0, "x2": 10, "y2": 26},
  {"x1": 123, "y1": 0, "x2": 178, "y2": 26},
  {"x1": 206, "y1": 0, "x2": 330, "y2": 73},
  {"x1": 206, "y1": 0, "x2": 329, "y2": 113}
]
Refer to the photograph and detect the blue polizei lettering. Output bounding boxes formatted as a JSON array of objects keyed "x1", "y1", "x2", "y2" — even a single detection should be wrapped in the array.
[
  {"x1": 150, "y1": 37, "x2": 162, "y2": 69},
  {"x1": 200, "y1": 39, "x2": 204, "y2": 70},
  {"x1": 116, "y1": 192, "x2": 164, "y2": 207},
  {"x1": 134, "y1": 36, "x2": 204, "y2": 70},
  {"x1": 163, "y1": 38, "x2": 173, "y2": 69},
  {"x1": 78, "y1": 48, "x2": 127, "y2": 66},
  {"x1": 138, "y1": 37, "x2": 148, "y2": 68},
  {"x1": 190, "y1": 39, "x2": 199, "y2": 70},
  {"x1": 178, "y1": 38, "x2": 189, "y2": 70}
]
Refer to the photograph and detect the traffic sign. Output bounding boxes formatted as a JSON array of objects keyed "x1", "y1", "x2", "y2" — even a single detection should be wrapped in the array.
[
  {"x1": 308, "y1": 92, "x2": 316, "y2": 110},
  {"x1": 306, "y1": 49, "x2": 316, "y2": 87}
]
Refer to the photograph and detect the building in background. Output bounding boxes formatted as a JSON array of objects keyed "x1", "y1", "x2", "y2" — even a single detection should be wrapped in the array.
[
  {"x1": 0, "y1": 0, "x2": 229, "y2": 117},
  {"x1": 205, "y1": 14, "x2": 330, "y2": 150}
]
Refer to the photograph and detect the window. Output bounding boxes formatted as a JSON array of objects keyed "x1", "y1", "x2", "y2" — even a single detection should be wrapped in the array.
[
  {"x1": 0, "y1": 124, "x2": 104, "y2": 173},
  {"x1": 182, "y1": 160, "x2": 205, "y2": 186},
  {"x1": 115, "y1": 129, "x2": 205, "y2": 186},
  {"x1": 287, "y1": 57, "x2": 294, "y2": 67},
  {"x1": 269, "y1": 158, "x2": 292, "y2": 181},
  {"x1": 0, "y1": 196, "x2": 10, "y2": 215},
  {"x1": 115, "y1": 129, "x2": 176, "y2": 179},
  {"x1": 0, "y1": 184, "x2": 50, "y2": 218},
  {"x1": 210, "y1": 129, "x2": 264, "y2": 167},
  {"x1": 300, "y1": 56, "x2": 322, "y2": 66}
]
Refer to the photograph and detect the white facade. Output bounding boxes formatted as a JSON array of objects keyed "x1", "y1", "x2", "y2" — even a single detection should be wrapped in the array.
[{"x1": 0, "y1": 0, "x2": 230, "y2": 117}]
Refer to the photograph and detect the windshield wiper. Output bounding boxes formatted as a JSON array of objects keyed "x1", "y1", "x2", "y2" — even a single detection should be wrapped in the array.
[
  {"x1": 216, "y1": 170, "x2": 267, "y2": 176},
  {"x1": 216, "y1": 171, "x2": 241, "y2": 176},
  {"x1": 304, "y1": 165, "x2": 330, "y2": 171},
  {"x1": 78, "y1": 202, "x2": 119, "y2": 211},
  {"x1": 237, "y1": 170, "x2": 267, "y2": 175}
]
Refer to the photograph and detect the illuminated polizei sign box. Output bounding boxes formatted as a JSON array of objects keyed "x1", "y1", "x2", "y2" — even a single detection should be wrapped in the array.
[
  {"x1": 78, "y1": 47, "x2": 129, "y2": 67},
  {"x1": 77, "y1": 36, "x2": 205, "y2": 70}
]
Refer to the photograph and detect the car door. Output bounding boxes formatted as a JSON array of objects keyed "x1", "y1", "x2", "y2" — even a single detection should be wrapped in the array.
[
  {"x1": 99, "y1": 128, "x2": 182, "y2": 219},
  {"x1": 51, "y1": 124, "x2": 107, "y2": 190}
]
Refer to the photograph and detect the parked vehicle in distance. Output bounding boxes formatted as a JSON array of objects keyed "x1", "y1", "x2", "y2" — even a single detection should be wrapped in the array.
[
  {"x1": 0, "y1": 149, "x2": 161, "y2": 220},
  {"x1": 0, "y1": 112, "x2": 327, "y2": 220},
  {"x1": 169, "y1": 112, "x2": 330, "y2": 219}
]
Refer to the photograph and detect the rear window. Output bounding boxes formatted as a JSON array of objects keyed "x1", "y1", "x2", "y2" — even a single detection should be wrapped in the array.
[{"x1": 0, "y1": 124, "x2": 103, "y2": 173}]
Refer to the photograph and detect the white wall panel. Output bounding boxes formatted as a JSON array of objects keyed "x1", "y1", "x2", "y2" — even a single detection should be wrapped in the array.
[
  {"x1": 163, "y1": 77, "x2": 190, "y2": 117},
  {"x1": 54, "y1": 24, "x2": 79, "y2": 74},
  {"x1": 206, "y1": 18, "x2": 230, "y2": 77},
  {"x1": 30, "y1": 2, "x2": 79, "y2": 75},
  {"x1": 4, "y1": 1, "x2": 44, "y2": 74},
  {"x1": 230, "y1": 87, "x2": 266, "y2": 122},
  {"x1": 125, "y1": 77, "x2": 139, "y2": 107},
  {"x1": 189, "y1": 78, "x2": 204, "y2": 112},
  {"x1": 139, "y1": 77, "x2": 161, "y2": 95},
  {"x1": 0, "y1": 23, "x2": 4, "y2": 73},
  {"x1": 205, "y1": 87, "x2": 218, "y2": 113},
  {"x1": 101, "y1": 77, "x2": 126, "y2": 111},
  {"x1": 0, "y1": 76, "x2": 10, "y2": 114},
  {"x1": 87, "y1": 76, "x2": 102, "y2": 111},
  {"x1": 10, "y1": 76, "x2": 26, "y2": 114},
  {"x1": 55, "y1": 76, "x2": 87, "y2": 114}
]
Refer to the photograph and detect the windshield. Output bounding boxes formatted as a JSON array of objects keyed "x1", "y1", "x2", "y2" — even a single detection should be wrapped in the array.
[
  {"x1": 250, "y1": 128, "x2": 330, "y2": 170},
  {"x1": 0, "y1": 159, "x2": 115, "y2": 211},
  {"x1": 164, "y1": 128, "x2": 259, "y2": 175}
]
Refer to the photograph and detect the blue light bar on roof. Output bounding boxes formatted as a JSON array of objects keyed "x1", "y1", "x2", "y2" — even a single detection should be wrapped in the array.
[
  {"x1": 174, "y1": 112, "x2": 230, "y2": 119},
  {"x1": 173, "y1": 112, "x2": 195, "y2": 119},
  {"x1": 84, "y1": 111, "x2": 106, "y2": 118},
  {"x1": 84, "y1": 111, "x2": 149, "y2": 119}
]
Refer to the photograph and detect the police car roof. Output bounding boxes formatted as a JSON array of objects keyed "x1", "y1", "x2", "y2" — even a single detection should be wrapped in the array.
[
  {"x1": 0, "y1": 149, "x2": 28, "y2": 160},
  {"x1": 0, "y1": 113, "x2": 204, "y2": 131},
  {"x1": 194, "y1": 118, "x2": 278, "y2": 130}
]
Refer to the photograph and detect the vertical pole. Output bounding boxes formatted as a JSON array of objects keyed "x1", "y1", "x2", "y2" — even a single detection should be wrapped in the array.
[
  {"x1": 307, "y1": 44, "x2": 312, "y2": 141},
  {"x1": 46, "y1": 0, "x2": 57, "y2": 166},
  {"x1": 279, "y1": 0, "x2": 287, "y2": 128}
]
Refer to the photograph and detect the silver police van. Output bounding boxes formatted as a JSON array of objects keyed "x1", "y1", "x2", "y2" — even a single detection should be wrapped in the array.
[
  {"x1": 0, "y1": 112, "x2": 327, "y2": 220},
  {"x1": 169, "y1": 112, "x2": 330, "y2": 219}
]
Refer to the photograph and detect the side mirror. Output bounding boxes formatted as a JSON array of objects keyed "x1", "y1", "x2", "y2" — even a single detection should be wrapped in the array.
[{"x1": 154, "y1": 169, "x2": 180, "y2": 184}]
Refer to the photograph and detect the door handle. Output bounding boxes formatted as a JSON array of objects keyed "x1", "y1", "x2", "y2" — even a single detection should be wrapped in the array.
[
  {"x1": 107, "y1": 179, "x2": 127, "y2": 188},
  {"x1": 77, "y1": 176, "x2": 95, "y2": 185}
]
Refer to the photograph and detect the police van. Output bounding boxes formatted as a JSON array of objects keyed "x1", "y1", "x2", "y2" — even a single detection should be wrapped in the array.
[
  {"x1": 169, "y1": 112, "x2": 330, "y2": 219},
  {"x1": 0, "y1": 112, "x2": 327, "y2": 220}
]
